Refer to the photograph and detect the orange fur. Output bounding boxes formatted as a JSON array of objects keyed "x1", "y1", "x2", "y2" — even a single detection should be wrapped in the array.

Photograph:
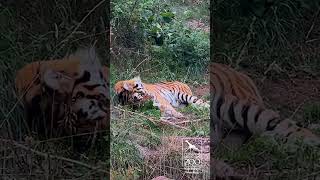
[{"x1": 211, "y1": 63, "x2": 264, "y2": 107}]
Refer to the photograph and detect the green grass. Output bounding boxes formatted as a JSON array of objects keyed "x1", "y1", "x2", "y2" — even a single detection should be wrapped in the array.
[
  {"x1": 216, "y1": 136, "x2": 320, "y2": 179},
  {"x1": 303, "y1": 103, "x2": 320, "y2": 125}
]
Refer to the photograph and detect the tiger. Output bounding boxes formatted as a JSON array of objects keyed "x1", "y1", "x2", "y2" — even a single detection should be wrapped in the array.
[
  {"x1": 15, "y1": 47, "x2": 109, "y2": 137},
  {"x1": 114, "y1": 77, "x2": 209, "y2": 119},
  {"x1": 210, "y1": 63, "x2": 264, "y2": 107},
  {"x1": 210, "y1": 63, "x2": 320, "y2": 148}
]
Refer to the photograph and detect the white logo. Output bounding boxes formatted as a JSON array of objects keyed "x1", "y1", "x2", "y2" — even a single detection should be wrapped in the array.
[{"x1": 181, "y1": 138, "x2": 205, "y2": 174}]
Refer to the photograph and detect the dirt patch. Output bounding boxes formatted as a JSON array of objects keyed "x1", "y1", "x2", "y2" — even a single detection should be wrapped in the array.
[
  {"x1": 186, "y1": 19, "x2": 209, "y2": 33},
  {"x1": 193, "y1": 84, "x2": 209, "y2": 97},
  {"x1": 259, "y1": 78, "x2": 320, "y2": 119}
]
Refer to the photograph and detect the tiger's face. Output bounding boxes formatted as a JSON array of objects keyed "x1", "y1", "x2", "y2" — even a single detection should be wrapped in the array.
[
  {"x1": 132, "y1": 91, "x2": 145, "y2": 102},
  {"x1": 114, "y1": 76, "x2": 145, "y2": 104},
  {"x1": 42, "y1": 67, "x2": 109, "y2": 132},
  {"x1": 70, "y1": 72, "x2": 108, "y2": 124}
]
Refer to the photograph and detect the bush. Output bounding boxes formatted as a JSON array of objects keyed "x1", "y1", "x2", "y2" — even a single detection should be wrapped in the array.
[{"x1": 111, "y1": 0, "x2": 209, "y2": 81}]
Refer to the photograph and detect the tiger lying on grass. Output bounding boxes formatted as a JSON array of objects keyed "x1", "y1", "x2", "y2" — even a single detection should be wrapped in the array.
[
  {"x1": 210, "y1": 63, "x2": 320, "y2": 147},
  {"x1": 114, "y1": 77, "x2": 209, "y2": 119},
  {"x1": 15, "y1": 47, "x2": 109, "y2": 137}
]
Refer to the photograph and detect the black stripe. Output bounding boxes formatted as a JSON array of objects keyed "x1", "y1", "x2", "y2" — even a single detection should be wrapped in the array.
[
  {"x1": 216, "y1": 96, "x2": 224, "y2": 119},
  {"x1": 185, "y1": 94, "x2": 189, "y2": 103},
  {"x1": 266, "y1": 118, "x2": 281, "y2": 131},
  {"x1": 285, "y1": 131, "x2": 293, "y2": 138},
  {"x1": 254, "y1": 108, "x2": 263, "y2": 123},
  {"x1": 182, "y1": 93, "x2": 186, "y2": 102},
  {"x1": 241, "y1": 105, "x2": 250, "y2": 125},
  {"x1": 179, "y1": 92, "x2": 183, "y2": 101},
  {"x1": 99, "y1": 71, "x2": 104, "y2": 79},
  {"x1": 228, "y1": 101, "x2": 240, "y2": 127},
  {"x1": 74, "y1": 71, "x2": 91, "y2": 86},
  {"x1": 241, "y1": 104, "x2": 250, "y2": 130},
  {"x1": 83, "y1": 84, "x2": 101, "y2": 90},
  {"x1": 193, "y1": 97, "x2": 198, "y2": 103}
]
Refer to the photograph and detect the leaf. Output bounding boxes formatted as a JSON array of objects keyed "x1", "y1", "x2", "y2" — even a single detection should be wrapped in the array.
[
  {"x1": 160, "y1": 11, "x2": 175, "y2": 23},
  {"x1": 148, "y1": 15, "x2": 155, "y2": 22}
]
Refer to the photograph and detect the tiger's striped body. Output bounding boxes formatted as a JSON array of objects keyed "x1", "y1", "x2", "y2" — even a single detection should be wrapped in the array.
[
  {"x1": 15, "y1": 47, "x2": 109, "y2": 137},
  {"x1": 114, "y1": 77, "x2": 209, "y2": 119},
  {"x1": 210, "y1": 63, "x2": 264, "y2": 107},
  {"x1": 210, "y1": 63, "x2": 320, "y2": 147}
]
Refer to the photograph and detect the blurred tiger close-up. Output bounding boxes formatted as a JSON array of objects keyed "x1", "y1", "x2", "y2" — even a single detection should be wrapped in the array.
[{"x1": 14, "y1": 47, "x2": 109, "y2": 152}]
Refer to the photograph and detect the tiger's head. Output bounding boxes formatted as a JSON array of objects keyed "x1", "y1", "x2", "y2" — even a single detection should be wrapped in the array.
[
  {"x1": 114, "y1": 76, "x2": 145, "y2": 105},
  {"x1": 40, "y1": 48, "x2": 109, "y2": 133}
]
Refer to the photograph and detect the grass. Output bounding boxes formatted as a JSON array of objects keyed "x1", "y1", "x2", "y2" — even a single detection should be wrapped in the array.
[
  {"x1": 216, "y1": 135, "x2": 320, "y2": 179},
  {"x1": 303, "y1": 103, "x2": 320, "y2": 125}
]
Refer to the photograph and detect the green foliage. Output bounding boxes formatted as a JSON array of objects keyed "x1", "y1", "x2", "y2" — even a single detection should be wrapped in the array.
[
  {"x1": 111, "y1": 0, "x2": 175, "y2": 47},
  {"x1": 219, "y1": 136, "x2": 320, "y2": 178},
  {"x1": 111, "y1": 137, "x2": 143, "y2": 169},
  {"x1": 303, "y1": 103, "x2": 320, "y2": 124},
  {"x1": 111, "y1": 0, "x2": 209, "y2": 81},
  {"x1": 150, "y1": 22, "x2": 209, "y2": 73},
  {"x1": 214, "y1": 0, "x2": 320, "y2": 76}
]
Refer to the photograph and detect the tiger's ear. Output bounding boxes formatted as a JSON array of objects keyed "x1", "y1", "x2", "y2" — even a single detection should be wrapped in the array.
[
  {"x1": 133, "y1": 76, "x2": 141, "y2": 81},
  {"x1": 123, "y1": 82, "x2": 133, "y2": 91},
  {"x1": 133, "y1": 76, "x2": 142, "y2": 85},
  {"x1": 42, "y1": 69, "x2": 74, "y2": 93}
]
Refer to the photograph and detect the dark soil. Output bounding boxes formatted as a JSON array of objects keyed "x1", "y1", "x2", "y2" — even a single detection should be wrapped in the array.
[
  {"x1": 193, "y1": 77, "x2": 320, "y2": 121},
  {"x1": 259, "y1": 78, "x2": 320, "y2": 120}
]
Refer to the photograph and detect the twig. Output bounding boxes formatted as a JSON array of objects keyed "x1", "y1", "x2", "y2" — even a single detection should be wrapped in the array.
[
  {"x1": 306, "y1": 7, "x2": 320, "y2": 41},
  {"x1": 0, "y1": 73, "x2": 40, "y2": 129},
  {"x1": 174, "y1": 118, "x2": 209, "y2": 125},
  {"x1": 0, "y1": 139, "x2": 108, "y2": 174},
  {"x1": 53, "y1": 0, "x2": 106, "y2": 52},
  {"x1": 235, "y1": 16, "x2": 256, "y2": 69},
  {"x1": 289, "y1": 99, "x2": 308, "y2": 120},
  {"x1": 128, "y1": 57, "x2": 151, "y2": 77},
  {"x1": 113, "y1": 106, "x2": 191, "y2": 131},
  {"x1": 160, "y1": 120, "x2": 191, "y2": 131}
]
